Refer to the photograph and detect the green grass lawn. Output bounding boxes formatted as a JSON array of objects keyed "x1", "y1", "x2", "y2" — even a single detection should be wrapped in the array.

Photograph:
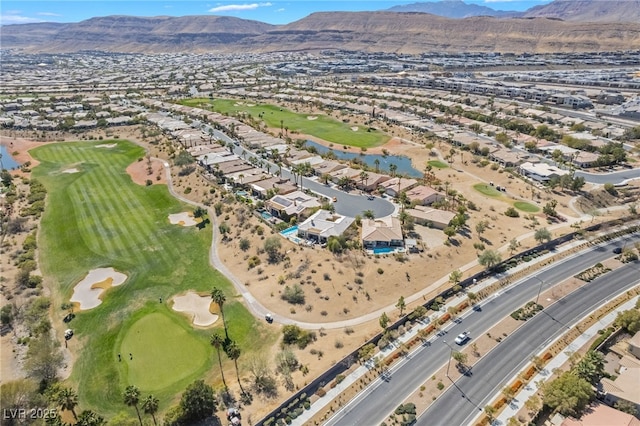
[
  {"x1": 31, "y1": 141, "x2": 274, "y2": 416},
  {"x1": 513, "y1": 201, "x2": 540, "y2": 213},
  {"x1": 473, "y1": 183, "x2": 501, "y2": 197},
  {"x1": 427, "y1": 160, "x2": 449, "y2": 169},
  {"x1": 180, "y1": 98, "x2": 390, "y2": 148},
  {"x1": 119, "y1": 311, "x2": 209, "y2": 391}
]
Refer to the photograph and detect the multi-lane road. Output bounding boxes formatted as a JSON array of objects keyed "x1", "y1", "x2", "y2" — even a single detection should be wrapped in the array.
[{"x1": 325, "y1": 234, "x2": 640, "y2": 426}]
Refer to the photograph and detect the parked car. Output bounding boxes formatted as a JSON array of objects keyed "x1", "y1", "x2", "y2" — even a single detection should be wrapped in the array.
[
  {"x1": 367, "y1": 195, "x2": 375, "y2": 200},
  {"x1": 454, "y1": 331, "x2": 470, "y2": 345},
  {"x1": 613, "y1": 247, "x2": 622, "y2": 254}
]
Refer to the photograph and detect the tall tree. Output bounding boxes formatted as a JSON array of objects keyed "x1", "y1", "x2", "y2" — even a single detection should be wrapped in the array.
[
  {"x1": 396, "y1": 296, "x2": 406, "y2": 316},
  {"x1": 226, "y1": 340, "x2": 243, "y2": 391},
  {"x1": 57, "y1": 387, "x2": 78, "y2": 420},
  {"x1": 210, "y1": 287, "x2": 228, "y2": 338},
  {"x1": 180, "y1": 380, "x2": 216, "y2": 423},
  {"x1": 142, "y1": 394, "x2": 159, "y2": 426},
  {"x1": 210, "y1": 332, "x2": 228, "y2": 388},
  {"x1": 76, "y1": 410, "x2": 105, "y2": 426},
  {"x1": 123, "y1": 385, "x2": 142, "y2": 426},
  {"x1": 379, "y1": 312, "x2": 390, "y2": 331},
  {"x1": 541, "y1": 371, "x2": 594, "y2": 417},
  {"x1": 574, "y1": 351, "x2": 605, "y2": 385},
  {"x1": 478, "y1": 249, "x2": 501, "y2": 270}
]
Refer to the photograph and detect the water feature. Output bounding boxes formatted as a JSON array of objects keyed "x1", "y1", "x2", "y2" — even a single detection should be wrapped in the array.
[
  {"x1": 0, "y1": 144, "x2": 21, "y2": 170},
  {"x1": 304, "y1": 140, "x2": 423, "y2": 178}
]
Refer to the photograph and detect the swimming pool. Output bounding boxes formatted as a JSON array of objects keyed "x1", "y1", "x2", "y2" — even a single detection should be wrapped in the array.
[
  {"x1": 260, "y1": 210, "x2": 273, "y2": 220},
  {"x1": 372, "y1": 247, "x2": 396, "y2": 255},
  {"x1": 280, "y1": 226, "x2": 299, "y2": 237},
  {"x1": 236, "y1": 190, "x2": 249, "y2": 197}
]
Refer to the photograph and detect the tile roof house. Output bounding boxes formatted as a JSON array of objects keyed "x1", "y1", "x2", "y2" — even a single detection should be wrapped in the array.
[
  {"x1": 251, "y1": 177, "x2": 297, "y2": 199},
  {"x1": 266, "y1": 190, "x2": 321, "y2": 219},
  {"x1": 600, "y1": 350, "x2": 640, "y2": 418},
  {"x1": 377, "y1": 177, "x2": 419, "y2": 197},
  {"x1": 361, "y1": 216, "x2": 404, "y2": 249},
  {"x1": 297, "y1": 210, "x2": 354, "y2": 243},
  {"x1": 404, "y1": 185, "x2": 445, "y2": 206},
  {"x1": 559, "y1": 402, "x2": 640, "y2": 426},
  {"x1": 406, "y1": 206, "x2": 456, "y2": 229}
]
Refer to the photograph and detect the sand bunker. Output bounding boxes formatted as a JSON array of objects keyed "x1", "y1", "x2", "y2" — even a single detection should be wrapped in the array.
[
  {"x1": 172, "y1": 291, "x2": 219, "y2": 327},
  {"x1": 96, "y1": 143, "x2": 117, "y2": 148},
  {"x1": 70, "y1": 267, "x2": 127, "y2": 310},
  {"x1": 307, "y1": 116, "x2": 318, "y2": 120},
  {"x1": 168, "y1": 212, "x2": 198, "y2": 226},
  {"x1": 62, "y1": 168, "x2": 79, "y2": 174}
]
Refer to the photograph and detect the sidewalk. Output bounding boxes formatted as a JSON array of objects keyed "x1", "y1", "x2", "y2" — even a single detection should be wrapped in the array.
[{"x1": 478, "y1": 293, "x2": 639, "y2": 426}]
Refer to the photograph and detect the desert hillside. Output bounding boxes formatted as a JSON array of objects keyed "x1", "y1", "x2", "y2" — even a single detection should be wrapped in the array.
[{"x1": 2, "y1": 11, "x2": 639, "y2": 54}]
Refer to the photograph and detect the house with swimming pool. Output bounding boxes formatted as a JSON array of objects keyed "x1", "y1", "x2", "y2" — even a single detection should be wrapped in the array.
[
  {"x1": 361, "y1": 216, "x2": 404, "y2": 250},
  {"x1": 297, "y1": 210, "x2": 354, "y2": 244}
]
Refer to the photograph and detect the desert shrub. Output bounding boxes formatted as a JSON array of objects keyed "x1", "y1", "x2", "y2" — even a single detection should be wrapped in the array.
[{"x1": 281, "y1": 285, "x2": 305, "y2": 305}]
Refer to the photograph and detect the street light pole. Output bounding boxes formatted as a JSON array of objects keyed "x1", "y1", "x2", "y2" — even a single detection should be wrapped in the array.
[
  {"x1": 533, "y1": 276, "x2": 544, "y2": 305},
  {"x1": 443, "y1": 340, "x2": 454, "y2": 378}
]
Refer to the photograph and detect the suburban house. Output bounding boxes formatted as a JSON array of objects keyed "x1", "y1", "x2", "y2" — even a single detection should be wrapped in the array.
[
  {"x1": 361, "y1": 216, "x2": 404, "y2": 249},
  {"x1": 266, "y1": 191, "x2": 321, "y2": 219},
  {"x1": 250, "y1": 177, "x2": 297, "y2": 199},
  {"x1": 404, "y1": 185, "x2": 445, "y2": 206},
  {"x1": 598, "y1": 331, "x2": 640, "y2": 417},
  {"x1": 312, "y1": 159, "x2": 347, "y2": 177},
  {"x1": 570, "y1": 151, "x2": 599, "y2": 168},
  {"x1": 554, "y1": 402, "x2": 640, "y2": 426},
  {"x1": 356, "y1": 172, "x2": 392, "y2": 192},
  {"x1": 518, "y1": 162, "x2": 569, "y2": 182},
  {"x1": 329, "y1": 167, "x2": 361, "y2": 184},
  {"x1": 378, "y1": 177, "x2": 419, "y2": 197},
  {"x1": 297, "y1": 210, "x2": 354, "y2": 243},
  {"x1": 489, "y1": 148, "x2": 530, "y2": 167},
  {"x1": 405, "y1": 206, "x2": 455, "y2": 229}
]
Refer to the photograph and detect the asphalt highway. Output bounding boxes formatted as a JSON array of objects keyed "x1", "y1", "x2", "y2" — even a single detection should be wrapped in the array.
[
  {"x1": 325, "y1": 234, "x2": 640, "y2": 426},
  {"x1": 418, "y1": 262, "x2": 640, "y2": 426}
]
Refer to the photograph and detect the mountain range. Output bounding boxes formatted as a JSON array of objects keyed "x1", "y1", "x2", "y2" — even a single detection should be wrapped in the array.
[
  {"x1": 2, "y1": 0, "x2": 639, "y2": 55},
  {"x1": 386, "y1": 0, "x2": 640, "y2": 21}
]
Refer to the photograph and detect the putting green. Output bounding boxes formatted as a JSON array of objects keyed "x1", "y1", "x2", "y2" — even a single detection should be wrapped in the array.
[
  {"x1": 427, "y1": 160, "x2": 449, "y2": 169},
  {"x1": 513, "y1": 201, "x2": 540, "y2": 213},
  {"x1": 473, "y1": 183, "x2": 501, "y2": 197},
  {"x1": 119, "y1": 312, "x2": 209, "y2": 391}
]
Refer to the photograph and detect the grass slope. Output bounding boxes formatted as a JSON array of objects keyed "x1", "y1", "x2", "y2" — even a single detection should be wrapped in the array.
[
  {"x1": 180, "y1": 98, "x2": 390, "y2": 148},
  {"x1": 31, "y1": 141, "x2": 273, "y2": 416}
]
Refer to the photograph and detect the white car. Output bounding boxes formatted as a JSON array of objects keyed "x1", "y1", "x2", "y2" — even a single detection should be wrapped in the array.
[{"x1": 454, "y1": 331, "x2": 470, "y2": 345}]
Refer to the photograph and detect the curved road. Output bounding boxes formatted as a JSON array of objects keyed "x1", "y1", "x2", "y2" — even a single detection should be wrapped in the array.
[
  {"x1": 209, "y1": 126, "x2": 396, "y2": 218},
  {"x1": 324, "y1": 235, "x2": 640, "y2": 425}
]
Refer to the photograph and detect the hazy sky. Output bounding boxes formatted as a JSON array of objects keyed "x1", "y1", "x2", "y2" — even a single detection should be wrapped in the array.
[{"x1": 1, "y1": 0, "x2": 553, "y2": 26}]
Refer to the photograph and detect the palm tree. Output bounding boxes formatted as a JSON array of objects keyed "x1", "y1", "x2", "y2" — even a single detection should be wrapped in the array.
[
  {"x1": 57, "y1": 387, "x2": 78, "y2": 420},
  {"x1": 123, "y1": 385, "x2": 142, "y2": 426},
  {"x1": 359, "y1": 171, "x2": 369, "y2": 190},
  {"x1": 374, "y1": 158, "x2": 380, "y2": 173},
  {"x1": 226, "y1": 339, "x2": 243, "y2": 391},
  {"x1": 389, "y1": 163, "x2": 397, "y2": 177},
  {"x1": 210, "y1": 332, "x2": 228, "y2": 388},
  {"x1": 210, "y1": 287, "x2": 228, "y2": 338},
  {"x1": 142, "y1": 394, "x2": 159, "y2": 425}
]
